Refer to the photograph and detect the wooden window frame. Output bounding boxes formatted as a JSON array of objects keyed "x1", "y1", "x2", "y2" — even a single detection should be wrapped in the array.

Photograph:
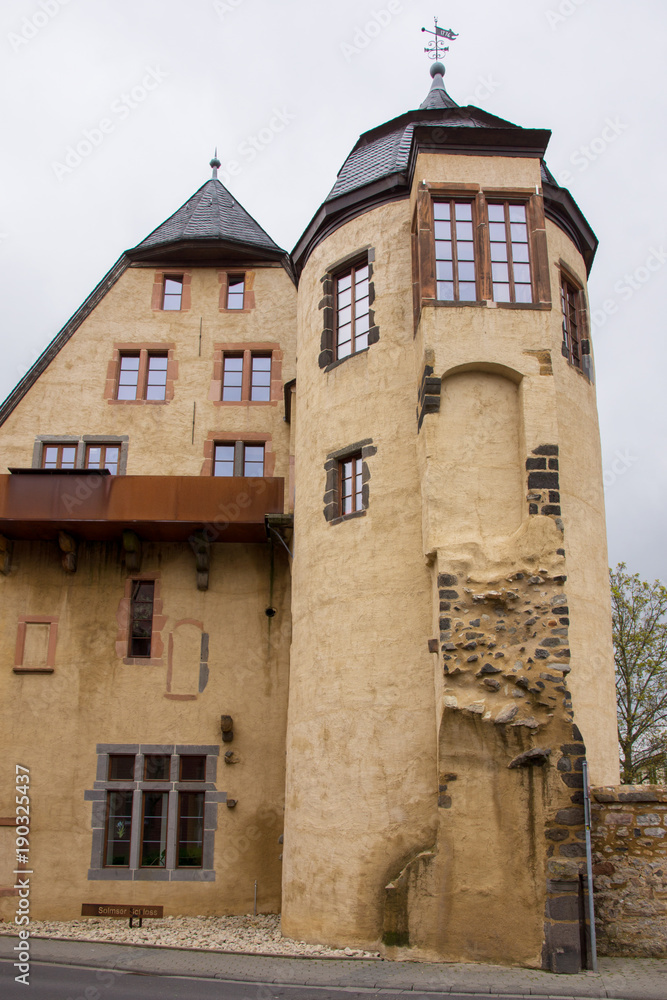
[
  {"x1": 139, "y1": 790, "x2": 169, "y2": 868},
  {"x1": 162, "y1": 274, "x2": 184, "y2": 311},
  {"x1": 318, "y1": 248, "x2": 379, "y2": 370},
  {"x1": 128, "y1": 580, "x2": 155, "y2": 658},
  {"x1": 432, "y1": 198, "x2": 479, "y2": 303},
  {"x1": 338, "y1": 453, "x2": 363, "y2": 517},
  {"x1": 333, "y1": 259, "x2": 371, "y2": 361},
  {"x1": 323, "y1": 439, "x2": 376, "y2": 524},
  {"x1": 486, "y1": 200, "x2": 534, "y2": 305},
  {"x1": 151, "y1": 271, "x2": 192, "y2": 312},
  {"x1": 212, "y1": 441, "x2": 265, "y2": 477},
  {"x1": 106, "y1": 344, "x2": 177, "y2": 405},
  {"x1": 218, "y1": 270, "x2": 256, "y2": 312},
  {"x1": 211, "y1": 343, "x2": 282, "y2": 406},
  {"x1": 226, "y1": 274, "x2": 245, "y2": 310},
  {"x1": 116, "y1": 576, "x2": 165, "y2": 666},
  {"x1": 201, "y1": 432, "x2": 275, "y2": 477},
  {"x1": 413, "y1": 184, "x2": 551, "y2": 331},
  {"x1": 40, "y1": 442, "x2": 77, "y2": 470},
  {"x1": 85, "y1": 442, "x2": 122, "y2": 475},
  {"x1": 559, "y1": 265, "x2": 589, "y2": 373},
  {"x1": 103, "y1": 788, "x2": 135, "y2": 868},
  {"x1": 176, "y1": 790, "x2": 205, "y2": 869}
]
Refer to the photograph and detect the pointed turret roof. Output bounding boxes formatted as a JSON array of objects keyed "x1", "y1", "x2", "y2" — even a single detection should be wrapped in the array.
[
  {"x1": 129, "y1": 176, "x2": 286, "y2": 266},
  {"x1": 419, "y1": 61, "x2": 459, "y2": 111}
]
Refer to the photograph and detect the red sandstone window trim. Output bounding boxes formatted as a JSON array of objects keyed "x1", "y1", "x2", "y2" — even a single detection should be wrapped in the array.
[
  {"x1": 13, "y1": 615, "x2": 59, "y2": 673},
  {"x1": 210, "y1": 343, "x2": 282, "y2": 406},
  {"x1": 106, "y1": 345, "x2": 177, "y2": 404}
]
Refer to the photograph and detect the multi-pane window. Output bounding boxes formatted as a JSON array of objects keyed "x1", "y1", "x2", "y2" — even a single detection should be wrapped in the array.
[
  {"x1": 561, "y1": 277, "x2": 582, "y2": 369},
  {"x1": 250, "y1": 355, "x2": 271, "y2": 401},
  {"x1": 340, "y1": 454, "x2": 363, "y2": 516},
  {"x1": 96, "y1": 748, "x2": 213, "y2": 874},
  {"x1": 117, "y1": 352, "x2": 168, "y2": 401},
  {"x1": 41, "y1": 443, "x2": 76, "y2": 469},
  {"x1": 434, "y1": 201, "x2": 477, "y2": 301},
  {"x1": 227, "y1": 275, "x2": 245, "y2": 310},
  {"x1": 128, "y1": 581, "x2": 154, "y2": 658},
  {"x1": 488, "y1": 203, "x2": 532, "y2": 303},
  {"x1": 221, "y1": 352, "x2": 272, "y2": 402},
  {"x1": 117, "y1": 355, "x2": 140, "y2": 399},
  {"x1": 162, "y1": 276, "x2": 183, "y2": 310},
  {"x1": 213, "y1": 442, "x2": 265, "y2": 477},
  {"x1": 146, "y1": 355, "x2": 168, "y2": 400},
  {"x1": 85, "y1": 444, "x2": 120, "y2": 475},
  {"x1": 336, "y1": 262, "x2": 370, "y2": 359}
]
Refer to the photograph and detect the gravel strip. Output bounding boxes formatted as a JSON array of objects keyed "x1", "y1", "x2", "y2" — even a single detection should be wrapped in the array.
[{"x1": 0, "y1": 913, "x2": 380, "y2": 959}]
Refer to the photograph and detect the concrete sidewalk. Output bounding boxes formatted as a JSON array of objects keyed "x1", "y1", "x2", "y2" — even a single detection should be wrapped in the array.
[{"x1": 2, "y1": 935, "x2": 667, "y2": 998}]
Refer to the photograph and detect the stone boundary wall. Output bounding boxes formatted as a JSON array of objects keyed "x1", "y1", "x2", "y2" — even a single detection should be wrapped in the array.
[{"x1": 591, "y1": 785, "x2": 667, "y2": 957}]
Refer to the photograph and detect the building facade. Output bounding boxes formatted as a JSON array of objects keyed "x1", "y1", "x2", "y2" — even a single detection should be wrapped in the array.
[{"x1": 0, "y1": 65, "x2": 618, "y2": 973}]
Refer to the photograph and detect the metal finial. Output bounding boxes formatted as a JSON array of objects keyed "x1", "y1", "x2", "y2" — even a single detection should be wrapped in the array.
[
  {"x1": 210, "y1": 147, "x2": 221, "y2": 179},
  {"x1": 421, "y1": 16, "x2": 458, "y2": 71}
]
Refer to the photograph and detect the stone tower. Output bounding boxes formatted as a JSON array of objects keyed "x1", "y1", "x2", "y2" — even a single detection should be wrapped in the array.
[{"x1": 283, "y1": 61, "x2": 618, "y2": 971}]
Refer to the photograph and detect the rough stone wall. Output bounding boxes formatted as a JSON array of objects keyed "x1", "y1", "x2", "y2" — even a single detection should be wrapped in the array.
[{"x1": 591, "y1": 786, "x2": 667, "y2": 957}]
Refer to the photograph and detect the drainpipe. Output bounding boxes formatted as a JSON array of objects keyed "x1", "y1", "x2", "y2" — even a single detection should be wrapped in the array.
[{"x1": 582, "y1": 760, "x2": 598, "y2": 971}]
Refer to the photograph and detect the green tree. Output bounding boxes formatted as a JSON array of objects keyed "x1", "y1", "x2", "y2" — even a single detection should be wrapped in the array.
[{"x1": 611, "y1": 563, "x2": 667, "y2": 783}]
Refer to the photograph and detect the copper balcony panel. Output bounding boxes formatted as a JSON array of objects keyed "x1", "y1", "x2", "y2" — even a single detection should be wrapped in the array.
[{"x1": 0, "y1": 473, "x2": 284, "y2": 543}]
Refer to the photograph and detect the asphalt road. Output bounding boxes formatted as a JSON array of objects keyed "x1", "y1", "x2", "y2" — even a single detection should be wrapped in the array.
[{"x1": 1, "y1": 960, "x2": 532, "y2": 1000}]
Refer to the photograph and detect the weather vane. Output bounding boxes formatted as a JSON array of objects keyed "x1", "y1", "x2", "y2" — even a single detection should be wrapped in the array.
[{"x1": 421, "y1": 16, "x2": 458, "y2": 63}]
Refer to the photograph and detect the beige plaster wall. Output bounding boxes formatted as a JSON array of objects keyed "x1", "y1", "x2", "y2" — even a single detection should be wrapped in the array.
[
  {"x1": 284, "y1": 200, "x2": 437, "y2": 948},
  {"x1": 0, "y1": 540, "x2": 290, "y2": 920},
  {"x1": 0, "y1": 264, "x2": 296, "y2": 490}
]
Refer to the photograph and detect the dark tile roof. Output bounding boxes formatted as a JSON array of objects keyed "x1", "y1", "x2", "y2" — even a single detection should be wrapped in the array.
[
  {"x1": 133, "y1": 178, "x2": 283, "y2": 255},
  {"x1": 326, "y1": 107, "x2": 510, "y2": 202}
]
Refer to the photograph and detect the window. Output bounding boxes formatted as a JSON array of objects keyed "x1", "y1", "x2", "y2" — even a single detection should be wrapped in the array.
[
  {"x1": 335, "y1": 262, "x2": 370, "y2": 359},
  {"x1": 128, "y1": 580, "x2": 154, "y2": 657},
  {"x1": 89, "y1": 745, "x2": 220, "y2": 879},
  {"x1": 339, "y1": 454, "x2": 363, "y2": 516},
  {"x1": 213, "y1": 442, "x2": 265, "y2": 477},
  {"x1": 487, "y1": 203, "x2": 532, "y2": 303},
  {"x1": 162, "y1": 276, "x2": 183, "y2": 311},
  {"x1": 115, "y1": 350, "x2": 170, "y2": 402},
  {"x1": 561, "y1": 275, "x2": 582, "y2": 368},
  {"x1": 227, "y1": 275, "x2": 245, "y2": 310},
  {"x1": 323, "y1": 439, "x2": 375, "y2": 523},
  {"x1": 433, "y1": 200, "x2": 477, "y2": 301},
  {"x1": 41, "y1": 443, "x2": 76, "y2": 469},
  {"x1": 220, "y1": 350, "x2": 273, "y2": 403},
  {"x1": 85, "y1": 443, "x2": 120, "y2": 474}
]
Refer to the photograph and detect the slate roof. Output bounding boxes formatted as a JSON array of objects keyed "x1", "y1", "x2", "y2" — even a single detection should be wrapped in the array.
[
  {"x1": 326, "y1": 91, "x2": 519, "y2": 203},
  {"x1": 133, "y1": 178, "x2": 283, "y2": 256}
]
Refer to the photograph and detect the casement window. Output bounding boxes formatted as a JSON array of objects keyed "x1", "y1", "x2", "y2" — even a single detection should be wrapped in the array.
[
  {"x1": 339, "y1": 453, "x2": 363, "y2": 516},
  {"x1": 221, "y1": 352, "x2": 272, "y2": 402},
  {"x1": 335, "y1": 261, "x2": 371, "y2": 359},
  {"x1": 227, "y1": 275, "x2": 245, "y2": 310},
  {"x1": 162, "y1": 276, "x2": 183, "y2": 311},
  {"x1": 213, "y1": 442, "x2": 265, "y2": 477},
  {"x1": 41, "y1": 443, "x2": 77, "y2": 469},
  {"x1": 323, "y1": 439, "x2": 375, "y2": 523},
  {"x1": 117, "y1": 352, "x2": 168, "y2": 401},
  {"x1": 487, "y1": 203, "x2": 532, "y2": 303},
  {"x1": 128, "y1": 580, "x2": 155, "y2": 657},
  {"x1": 89, "y1": 745, "x2": 221, "y2": 880},
  {"x1": 433, "y1": 200, "x2": 477, "y2": 301},
  {"x1": 85, "y1": 443, "x2": 120, "y2": 474},
  {"x1": 561, "y1": 275, "x2": 582, "y2": 369}
]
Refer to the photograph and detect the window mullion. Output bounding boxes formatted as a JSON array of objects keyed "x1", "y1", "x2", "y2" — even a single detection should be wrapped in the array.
[
  {"x1": 137, "y1": 351, "x2": 149, "y2": 401},
  {"x1": 506, "y1": 214, "x2": 516, "y2": 303},
  {"x1": 241, "y1": 351, "x2": 251, "y2": 401}
]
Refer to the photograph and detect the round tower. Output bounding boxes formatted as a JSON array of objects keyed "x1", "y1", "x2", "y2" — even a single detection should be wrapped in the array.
[{"x1": 284, "y1": 56, "x2": 617, "y2": 972}]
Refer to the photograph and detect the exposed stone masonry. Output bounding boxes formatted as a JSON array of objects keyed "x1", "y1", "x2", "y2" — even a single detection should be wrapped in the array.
[
  {"x1": 416, "y1": 364, "x2": 441, "y2": 430},
  {"x1": 526, "y1": 445, "x2": 562, "y2": 523},
  {"x1": 590, "y1": 786, "x2": 667, "y2": 957}
]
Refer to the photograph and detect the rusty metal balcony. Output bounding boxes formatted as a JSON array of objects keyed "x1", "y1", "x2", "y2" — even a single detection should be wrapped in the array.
[{"x1": 0, "y1": 471, "x2": 284, "y2": 544}]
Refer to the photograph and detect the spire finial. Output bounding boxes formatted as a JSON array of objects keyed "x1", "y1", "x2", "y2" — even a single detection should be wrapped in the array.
[
  {"x1": 210, "y1": 147, "x2": 221, "y2": 179},
  {"x1": 421, "y1": 16, "x2": 458, "y2": 75}
]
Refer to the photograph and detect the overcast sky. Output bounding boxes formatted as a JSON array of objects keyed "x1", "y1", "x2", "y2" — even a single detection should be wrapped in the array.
[{"x1": 0, "y1": 0, "x2": 665, "y2": 582}]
